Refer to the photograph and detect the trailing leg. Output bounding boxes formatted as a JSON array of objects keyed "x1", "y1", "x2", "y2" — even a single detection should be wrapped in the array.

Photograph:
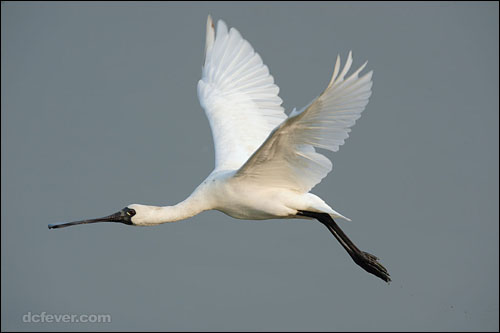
[{"x1": 297, "y1": 210, "x2": 391, "y2": 283}]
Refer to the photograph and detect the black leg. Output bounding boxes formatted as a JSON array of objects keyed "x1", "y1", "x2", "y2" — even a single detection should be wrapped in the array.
[{"x1": 297, "y1": 211, "x2": 391, "y2": 283}]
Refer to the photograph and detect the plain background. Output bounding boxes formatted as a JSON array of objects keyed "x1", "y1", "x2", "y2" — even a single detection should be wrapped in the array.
[{"x1": 1, "y1": 1, "x2": 498, "y2": 331}]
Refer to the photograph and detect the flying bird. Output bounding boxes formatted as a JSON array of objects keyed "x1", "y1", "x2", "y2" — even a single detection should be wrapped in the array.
[{"x1": 49, "y1": 16, "x2": 390, "y2": 282}]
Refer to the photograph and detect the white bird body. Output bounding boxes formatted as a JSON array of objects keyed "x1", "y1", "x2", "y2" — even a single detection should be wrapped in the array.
[
  {"x1": 130, "y1": 169, "x2": 345, "y2": 225},
  {"x1": 50, "y1": 15, "x2": 390, "y2": 282}
]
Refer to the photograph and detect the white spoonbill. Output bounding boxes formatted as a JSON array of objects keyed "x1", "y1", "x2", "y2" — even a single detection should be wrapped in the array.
[{"x1": 49, "y1": 16, "x2": 390, "y2": 282}]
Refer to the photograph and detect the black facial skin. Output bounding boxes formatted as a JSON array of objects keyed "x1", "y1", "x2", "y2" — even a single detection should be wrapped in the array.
[
  {"x1": 121, "y1": 207, "x2": 137, "y2": 225},
  {"x1": 48, "y1": 207, "x2": 136, "y2": 229}
]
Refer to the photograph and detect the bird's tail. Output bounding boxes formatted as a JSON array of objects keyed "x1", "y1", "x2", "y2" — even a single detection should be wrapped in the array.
[{"x1": 329, "y1": 210, "x2": 351, "y2": 222}]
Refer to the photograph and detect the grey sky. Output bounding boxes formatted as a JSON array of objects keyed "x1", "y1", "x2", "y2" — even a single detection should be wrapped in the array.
[{"x1": 1, "y1": 1, "x2": 498, "y2": 331}]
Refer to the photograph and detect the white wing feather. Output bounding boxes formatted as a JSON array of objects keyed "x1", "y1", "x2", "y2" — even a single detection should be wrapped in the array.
[
  {"x1": 236, "y1": 52, "x2": 373, "y2": 193},
  {"x1": 198, "y1": 16, "x2": 287, "y2": 171}
]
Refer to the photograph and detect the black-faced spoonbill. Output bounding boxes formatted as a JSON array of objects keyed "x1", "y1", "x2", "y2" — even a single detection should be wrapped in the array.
[{"x1": 49, "y1": 16, "x2": 390, "y2": 283}]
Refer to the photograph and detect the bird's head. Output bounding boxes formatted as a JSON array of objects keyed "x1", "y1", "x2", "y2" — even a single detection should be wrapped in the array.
[{"x1": 48, "y1": 205, "x2": 139, "y2": 229}]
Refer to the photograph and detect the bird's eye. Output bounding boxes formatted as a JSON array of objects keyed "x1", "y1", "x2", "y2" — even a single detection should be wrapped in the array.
[{"x1": 126, "y1": 209, "x2": 136, "y2": 217}]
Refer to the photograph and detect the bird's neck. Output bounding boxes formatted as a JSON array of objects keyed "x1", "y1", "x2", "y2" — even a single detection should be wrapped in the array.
[
  {"x1": 132, "y1": 193, "x2": 209, "y2": 226},
  {"x1": 163, "y1": 200, "x2": 203, "y2": 222}
]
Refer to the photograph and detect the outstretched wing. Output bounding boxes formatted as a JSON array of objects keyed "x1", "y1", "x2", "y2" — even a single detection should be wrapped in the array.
[
  {"x1": 198, "y1": 16, "x2": 287, "y2": 171},
  {"x1": 236, "y1": 52, "x2": 373, "y2": 193}
]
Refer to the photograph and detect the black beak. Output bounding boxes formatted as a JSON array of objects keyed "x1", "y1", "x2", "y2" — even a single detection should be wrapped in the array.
[{"x1": 48, "y1": 210, "x2": 131, "y2": 230}]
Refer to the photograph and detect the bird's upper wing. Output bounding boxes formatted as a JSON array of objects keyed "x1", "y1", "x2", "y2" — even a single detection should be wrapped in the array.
[
  {"x1": 235, "y1": 52, "x2": 373, "y2": 193},
  {"x1": 198, "y1": 16, "x2": 287, "y2": 171}
]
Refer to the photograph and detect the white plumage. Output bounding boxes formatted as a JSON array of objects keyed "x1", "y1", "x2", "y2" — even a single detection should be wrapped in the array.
[
  {"x1": 198, "y1": 18, "x2": 287, "y2": 172},
  {"x1": 50, "y1": 16, "x2": 390, "y2": 282}
]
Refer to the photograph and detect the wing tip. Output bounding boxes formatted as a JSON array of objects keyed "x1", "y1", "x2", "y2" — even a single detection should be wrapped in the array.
[
  {"x1": 205, "y1": 14, "x2": 216, "y2": 57},
  {"x1": 328, "y1": 54, "x2": 342, "y2": 88},
  {"x1": 207, "y1": 14, "x2": 214, "y2": 28},
  {"x1": 216, "y1": 18, "x2": 229, "y2": 36}
]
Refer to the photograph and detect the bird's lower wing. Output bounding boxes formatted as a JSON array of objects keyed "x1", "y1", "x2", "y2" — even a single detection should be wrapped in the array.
[{"x1": 235, "y1": 52, "x2": 373, "y2": 193}]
